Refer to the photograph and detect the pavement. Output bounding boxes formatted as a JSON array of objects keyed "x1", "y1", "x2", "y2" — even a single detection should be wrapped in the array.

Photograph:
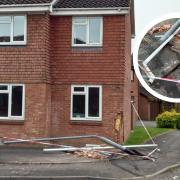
[
  {"x1": 136, "y1": 120, "x2": 156, "y2": 127},
  {"x1": 0, "y1": 130, "x2": 179, "y2": 179}
]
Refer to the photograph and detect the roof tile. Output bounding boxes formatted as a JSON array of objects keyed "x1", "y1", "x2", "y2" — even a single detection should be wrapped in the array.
[
  {"x1": 53, "y1": 0, "x2": 130, "y2": 9},
  {"x1": 0, "y1": 0, "x2": 52, "y2": 5}
]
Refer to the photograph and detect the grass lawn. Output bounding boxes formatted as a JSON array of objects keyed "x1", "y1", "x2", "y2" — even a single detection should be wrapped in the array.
[{"x1": 124, "y1": 126, "x2": 172, "y2": 145}]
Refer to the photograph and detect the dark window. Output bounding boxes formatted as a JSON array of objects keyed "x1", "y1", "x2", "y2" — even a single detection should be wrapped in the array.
[
  {"x1": 74, "y1": 87, "x2": 85, "y2": 92},
  {"x1": 11, "y1": 86, "x2": 23, "y2": 116},
  {"x1": 73, "y1": 95, "x2": 85, "y2": 118},
  {"x1": 0, "y1": 85, "x2": 8, "y2": 90},
  {"x1": 0, "y1": 93, "x2": 8, "y2": 117},
  {"x1": 72, "y1": 85, "x2": 101, "y2": 120},
  {"x1": 88, "y1": 87, "x2": 99, "y2": 117}
]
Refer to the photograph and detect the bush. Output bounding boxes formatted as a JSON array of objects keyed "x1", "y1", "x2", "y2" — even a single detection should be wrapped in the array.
[
  {"x1": 156, "y1": 110, "x2": 179, "y2": 129},
  {"x1": 176, "y1": 115, "x2": 180, "y2": 129}
]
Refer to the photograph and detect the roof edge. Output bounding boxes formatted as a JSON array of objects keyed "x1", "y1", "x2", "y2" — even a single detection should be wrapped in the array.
[
  {"x1": 0, "y1": 3, "x2": 51, "y2": 12},
  {"x1": 51, "y1": 7, "x2": 130, "y2": 16}
]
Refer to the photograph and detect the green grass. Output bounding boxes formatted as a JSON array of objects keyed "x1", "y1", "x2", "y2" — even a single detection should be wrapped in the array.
[{"x1": 124, "y1": 126, "x2": 171, "y2": 145}]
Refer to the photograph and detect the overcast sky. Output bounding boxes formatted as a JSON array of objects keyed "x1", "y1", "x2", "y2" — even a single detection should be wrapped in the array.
[{"x1": 134, "y1": 0, "x2": 180, "y2": 35}]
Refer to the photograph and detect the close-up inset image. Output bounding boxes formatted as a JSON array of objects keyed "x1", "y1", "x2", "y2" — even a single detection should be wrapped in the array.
[{"x1": 137, "y1": 18, "x2": 180, "y2": 100}]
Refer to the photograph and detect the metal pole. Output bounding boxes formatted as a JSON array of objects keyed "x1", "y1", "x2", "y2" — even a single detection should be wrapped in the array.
[
  {"x1": 2, "y1": 135, "x2": 144, "y2": 156},
  {"x1": 160, "y1": 19, "x2": 180, "y2": 43}
]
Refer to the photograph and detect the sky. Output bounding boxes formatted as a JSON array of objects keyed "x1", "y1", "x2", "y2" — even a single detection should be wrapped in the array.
[
  {"x1": 134, "y1": 0, "x2": 180, "y2": 35},
  {"x1": 132, "y1": 0, "x2": 180, "y2": 51}
]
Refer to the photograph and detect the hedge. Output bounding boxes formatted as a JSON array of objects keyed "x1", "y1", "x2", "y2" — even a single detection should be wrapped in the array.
[{"x1": 156, "y1": 110, "x2": 180, "y2": 129}]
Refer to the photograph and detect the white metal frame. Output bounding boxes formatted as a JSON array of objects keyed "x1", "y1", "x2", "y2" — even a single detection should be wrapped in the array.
[
  {"x1": 71, "y1": 85, "x2": 102, "y2": 121},
  {"x1": 0, "y1": 15, "x2": 27, "y2": 45},
  {"x1": 0, "y1": 84, "x2": 25, "y2": 120},
  {"x1": 72, "y1": 16, "x2": 103, "y2": 47}
]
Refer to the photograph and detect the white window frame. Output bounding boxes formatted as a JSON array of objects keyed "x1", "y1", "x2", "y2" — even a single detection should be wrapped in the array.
[
  {"x1": 71, "y1": 85, "x2": 102, "y2": 121},
  {"x1": 0, "y1": 15, "x2": 27, "y2": 45},
  {"x1": 0, "y1": 84, "x2": 25, "y2": 120},
  {"x1": 72, "y1": 16, "x2": 103, "y2": 47}
]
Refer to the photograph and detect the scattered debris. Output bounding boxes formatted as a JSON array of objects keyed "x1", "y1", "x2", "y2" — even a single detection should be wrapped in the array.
[{"x1": 172, "y1": 176, "x2": 179, "y2": 180}]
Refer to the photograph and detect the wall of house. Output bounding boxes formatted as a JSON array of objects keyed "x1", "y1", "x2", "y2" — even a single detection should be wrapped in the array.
[
  {"x1": 123, "y1": 14, "x2": 132, "y2": 140},
  {"x1": 131, "y1": 73, "x2": 139, "y2": 128},
  {"x1": 0, "y1": 13, "x2": 132, "y2": 142},
  {"x1": 50, "y1": 15, "x2": 131, "y2": 142},
  {"x1": 138, "y1": 94, "x2": 150, "y2": 120},
  {"x1": 0, "y1": 14, "x2": 51, "y2": 139}
]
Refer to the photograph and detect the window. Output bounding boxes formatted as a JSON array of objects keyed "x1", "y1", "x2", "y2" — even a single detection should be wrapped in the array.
[
  {"x1": 71, "y1": 85, "x2": 102, "y2": 121},
  {"x1": 0, "y1": 15, "x2": 26, "y2": 45},
  {"x1": 72, "y1": 17, "x2": 103, "y2": 46},
  {"x1": 0, "y1": 84, "x2": 25, "y2": 120}
]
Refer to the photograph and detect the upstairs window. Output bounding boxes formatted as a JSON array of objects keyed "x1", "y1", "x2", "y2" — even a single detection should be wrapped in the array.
[
  {"x1": 72, "y1": 17, "x2": 103, "y2": 46},
  {"x1": 0, "y1": 84, "x2": 25, "y2": 120},
  {"x1": 71, "y1": 85, "x2": 102, "y2": 121},
  {"x1": 0, "y1": 15, "x2": 26, "y2": 45}
]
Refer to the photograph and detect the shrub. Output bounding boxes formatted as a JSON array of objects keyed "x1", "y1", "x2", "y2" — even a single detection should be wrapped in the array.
[
  {"x1": 176, "y1": 114, "x2": 180, "y2": 129},
  {"x1": 156, "y1": 110, "x2": 178, "y2": 129}
]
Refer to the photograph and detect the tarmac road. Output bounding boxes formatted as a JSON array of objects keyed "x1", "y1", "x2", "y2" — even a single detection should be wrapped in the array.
[{"x1": 0, "y1": 130, "x2": 179, "y2": 179}]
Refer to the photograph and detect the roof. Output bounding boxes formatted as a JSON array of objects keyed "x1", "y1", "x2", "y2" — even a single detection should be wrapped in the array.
[
  {"x1": 53, "y1": 0, "x2": 130, "y2": 9},
  {"x1": 0, "y1": 0, "x2": 52, "y2": 5}
]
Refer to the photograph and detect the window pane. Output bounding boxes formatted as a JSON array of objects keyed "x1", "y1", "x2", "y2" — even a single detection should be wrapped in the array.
[
  {"x1": 74, "y1": 87, "x2": 85, "y2": 92},
  {"x1": 73, "y1": 95, "x2": 85, "y2": 118},
  {"x1": 88, "y1": 87, "x2": 100, "y2": 117},
  {"x1": 74, "y1": 17, "x2": 86, "y2": 24},
  {"x1": 11, "y1": 86, "x2": 23, "y2": 116},
  {"x1": 74, "y1": 25, "x2": 86, "y2": 44},
  {"x1": 13, "y1": 16, "x2": 25, "y2": 41},
  {"x1": 89, "y1": 18, "x2": 101, "y2": 44},
  {"x1": 0, "y1": 93, "x2": 8, "y2": 117},
  {"x1": 0, "y1": 85, "x2": 8, "y2": 90},
  {"x1": 0, "y1": 16, "x2": 11, "y2": 22},
  {"x1": 0, "y1": 23, "x2": 11, "y2": 42}
]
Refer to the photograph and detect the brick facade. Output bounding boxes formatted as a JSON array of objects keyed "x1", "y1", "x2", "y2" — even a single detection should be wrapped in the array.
[
  {"x1": 131, "y1": 73, "x2": 139, "y2": 128},
  {"x1": 0, "y1": 13, "x2": 131, "y2": 143}
]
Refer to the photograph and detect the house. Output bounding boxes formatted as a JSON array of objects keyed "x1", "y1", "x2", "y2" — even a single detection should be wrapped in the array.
[
  {"x1": 138, "y1": 86, "x2": 179, "y2": 120},
  {"x1": 0, "y1": 0, "x2": 132, "y2": 143}
]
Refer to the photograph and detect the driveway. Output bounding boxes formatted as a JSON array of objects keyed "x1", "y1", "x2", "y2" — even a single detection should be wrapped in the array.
[{"x1": 0, "y1": 130, "x2": 179, "y2": 179}]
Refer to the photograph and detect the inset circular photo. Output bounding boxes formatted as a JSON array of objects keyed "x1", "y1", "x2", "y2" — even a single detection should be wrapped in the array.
[{"x1": 134, "y1": 16, "x2": 180, "y2": 102}]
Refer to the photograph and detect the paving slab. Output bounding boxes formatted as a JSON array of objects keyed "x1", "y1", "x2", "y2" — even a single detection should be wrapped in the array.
[{"x1": 0, "y1": 130, "x2": 179, "y2": 179}]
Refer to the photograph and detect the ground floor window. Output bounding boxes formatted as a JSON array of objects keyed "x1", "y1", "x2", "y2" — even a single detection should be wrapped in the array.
[
  {"x1": 71, "y1": 85, "x2": 102, "y2": 121},
  {"x1": 0, "y1": 84, "x2": 25, "y2": 120}
]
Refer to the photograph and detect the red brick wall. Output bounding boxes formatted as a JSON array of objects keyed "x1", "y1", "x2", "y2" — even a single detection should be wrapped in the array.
[
  {"x1": 122, "y1": 14, "x2": 132, "y2": 140},
  {"x1": 0, "y1": 84, "x2": 51, "y2": 139},
  {"x1": 0, "y1": 14, "x2": 51, "y2": 139},
  {"x1": 138, "y1": 94, "x2": 150, "y2": 120},
  {"x1": 131, "y1": 73, "x2": 139, "y2": 127},
  {"x1": 50, "y1": 16, "x2": 127, "y2": 84},
  {"x1": 0, "y1": 14, "x2": 50, "y2": 83},
  {"x1": 51, "y1": 84, "x2": 125, "y2": 142},
  {"x1": 0, "y1": 14, "x2": 131, "y2": 143},
  {"x1": 50, "y1": 15, "x2": 132, "y2": 142}
]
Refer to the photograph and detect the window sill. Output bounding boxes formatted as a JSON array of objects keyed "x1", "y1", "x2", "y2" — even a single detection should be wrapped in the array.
[
  {"x1": 0, "y1": 42, "x2": 27, "y2": 46},
  {"x1": 0, "y1": 120, "x2": 24, "y2": 125},
  {"x1": 70, "y1": 119, "x2": 102, "y2": 126},
  {"x1": 72, "y1": 44, "x2": 103, "y2": 48}
]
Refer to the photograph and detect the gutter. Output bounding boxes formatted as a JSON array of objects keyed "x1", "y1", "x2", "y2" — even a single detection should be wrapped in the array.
[
  {"x1": 51, "y1": 7, "x2": 130, "y2": 15},
  {"x1": 0, "y1": 3, "x2": 51, "y2": 13}
]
